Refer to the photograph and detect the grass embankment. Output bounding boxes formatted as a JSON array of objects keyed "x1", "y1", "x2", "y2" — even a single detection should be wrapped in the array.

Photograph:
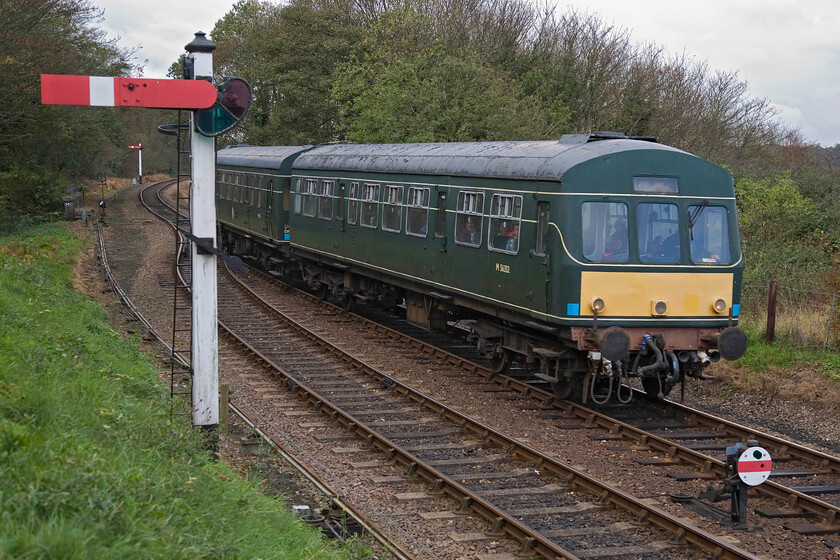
[{"x1": 0, "y1": 224, "x2": 347, "y2": 559}]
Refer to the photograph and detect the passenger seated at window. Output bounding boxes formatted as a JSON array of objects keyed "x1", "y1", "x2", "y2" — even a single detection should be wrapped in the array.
[
  {"x1": 457, "y1": 216, "x2": 480, "y2": 245},
  {"x1": 505, "y1": 223, "x2": 520, "y2": 252},
  {"x1": 493, "y1": 221, "x2": 509, "y2": 249}
]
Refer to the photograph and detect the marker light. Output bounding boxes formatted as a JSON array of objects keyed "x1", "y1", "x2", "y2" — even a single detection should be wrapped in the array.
[
  {"x1": 590, "y1": 297, "x2": 605, "y2": 313},
  {"x1": 652, "y1": 300, "x2": 668, "y2": 316},
  {"x1": 713, "y1": 298, "x2": 727, "y2": 314}
]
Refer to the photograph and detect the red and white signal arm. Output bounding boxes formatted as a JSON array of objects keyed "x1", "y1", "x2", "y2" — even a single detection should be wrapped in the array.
[
  {"x1": 40, "y1": 75, "x2": 216, "y2": 109},
  {"x1": 738, "y1": 446, "x2": 772, "y2": 486}
]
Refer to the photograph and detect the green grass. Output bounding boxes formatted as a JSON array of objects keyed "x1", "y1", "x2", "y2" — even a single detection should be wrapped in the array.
[
  {"x1": 737, "y1": 327, "x2": 840, "y2": 379},
  {"x1": 0, "y1": 224, "x2": 351, "y2": 559}
]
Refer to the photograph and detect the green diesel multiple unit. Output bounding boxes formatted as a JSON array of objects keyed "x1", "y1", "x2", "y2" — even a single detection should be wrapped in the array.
[{"x1": 216, "y1": 133, "x2": 747, "y2": 403}]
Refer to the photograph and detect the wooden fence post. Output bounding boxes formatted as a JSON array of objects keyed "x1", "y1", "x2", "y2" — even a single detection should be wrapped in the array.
[{"x1": 766, "y1": 280, "x2": 777, "y2": 344}]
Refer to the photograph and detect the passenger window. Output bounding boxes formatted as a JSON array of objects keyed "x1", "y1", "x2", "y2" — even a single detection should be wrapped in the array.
[
  {"x1": 406, "y1": 187, "x2": 430, "y2": 237},
  {"x1": 319, "y1": 180, "x2": 334, "y2": 220},
  {"x1": 638, "y1": 203, "x2": 680, "y2": 263},
  {"x1": 489, "y1": 194, "x2": 522, "y2": 253},
  {"x1": 582, "y1": 202, "x2": 628, "y2": 263},
  {"x1": 347, "y1": 182, "x2": 359, "y2": 225},
  {"x1": 303, "y1": 179, "x2": 318, "y2": 217},
  {"x1": 454, "y1": 191, "x2": 484, "y2": 247},
  {"x1": 689, "y1": 205, "x2": 731, "y2": 264},
  {"x1": 382, "y1": 185, "x2": 403, "y2": 233},
  {"x1": 361, "y1": 183, "x2": 379, "y2": 228}
]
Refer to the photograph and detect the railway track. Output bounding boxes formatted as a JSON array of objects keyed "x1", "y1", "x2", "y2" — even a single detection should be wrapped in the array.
[
  {"x1": 125, "y1": 179, "x2": 840, "y2": 558},
  {"x1": 219, "y1": 260, "x2": 758, "y2": 559},
  {"x1": 237, "y1": 256, "x2": 840, "y2": 539}
]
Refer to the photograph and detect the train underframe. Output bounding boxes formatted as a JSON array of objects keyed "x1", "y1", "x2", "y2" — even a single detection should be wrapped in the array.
[{"x1": 220, "y1": 224, "x2": 746, "y2": 405}]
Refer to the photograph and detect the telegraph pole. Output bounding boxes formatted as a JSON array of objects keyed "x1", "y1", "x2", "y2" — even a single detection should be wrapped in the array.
[{"x1": 184, "y1": 32, "x2": 219, "y2": 434}]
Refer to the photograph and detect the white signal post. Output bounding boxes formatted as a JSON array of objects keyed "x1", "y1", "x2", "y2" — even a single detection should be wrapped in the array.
[
  {"x1": 128, "y1": 144, "x2": 143, "y2": 184},
  {"x1": 185, "y1": 32, "x2": 219, "y2": 432}
]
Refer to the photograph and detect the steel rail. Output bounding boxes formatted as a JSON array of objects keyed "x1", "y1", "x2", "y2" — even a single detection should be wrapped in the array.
[
  {"x1": 223, "y1": 265, "x2": 762, "y2": 560},
  {"x1": 130, "y1": 180, "x2": 413, "y2": 557},
  {"x1": 246, "y1": 261, "x2": 840, "y2": 528}
]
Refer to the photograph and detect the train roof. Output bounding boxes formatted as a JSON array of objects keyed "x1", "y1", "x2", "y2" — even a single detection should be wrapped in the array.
[
  {"x1": 292, "y1": 135, "x2": 688, "y2": 182},
  {"x1": 216, "y1": 145, "x2": 313, "y2": 170}
]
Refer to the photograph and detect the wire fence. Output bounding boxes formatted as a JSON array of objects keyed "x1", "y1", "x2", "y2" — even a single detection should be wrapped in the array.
[{"x1": 741, "y1": 282, "x2": 840, "y2": 350}]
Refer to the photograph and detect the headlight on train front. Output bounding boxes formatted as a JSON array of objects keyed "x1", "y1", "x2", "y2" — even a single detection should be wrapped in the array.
[
  {"x1": 713, "y1": 298, "x2": 727, "y2": 314},
  {"x1": 651, "y1": 300, "x2": 668, "y2": 316},
  {"x1": 590, "y1": 297, "x2": 605, "y2": 314}
]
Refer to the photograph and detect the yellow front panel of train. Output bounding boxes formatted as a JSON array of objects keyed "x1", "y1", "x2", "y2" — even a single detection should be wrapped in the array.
[{"x1": 579, "y1": 271, "x2": 733, "y2": 317}]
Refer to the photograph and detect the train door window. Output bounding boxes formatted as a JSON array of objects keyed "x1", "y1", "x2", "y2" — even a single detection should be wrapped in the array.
[
  {"x1": 406, "y1": 187, "x2": 430, "y2": 237},
  {"x1": 489, "y1": 194, "x2": 522, "y2": 253},
  {"x1": 454, "y1": 191, "x2": 484, "y2": 247},
  {"x1": 535, "y1": 201, "x2": 549, "y2": 256},
  {"x1": 382, "y1": 185, "x2": 403, "y2": 233},
  {"x1": 293, "y1": 178, "x2": 302, "y2": 215},
  {"x1": 638, "y1": 203, "x2": 680, "y2": 263},
  {"x1": 360, "y1": 183, "x2": 379, "y2": 228},
  {"x1": 303, "y1": 179, "x2": 318, "y2": 217},
  {"x1": 688, "y1": 205, "x2": 731, "y2": 264},
  {"x1": 581, "y1": 202, "x2": 628, "y2": 263},
  {"x1": 435, "y1": 192, "x2": 446, "y2": 237},
  {"x1": 267, "y1": 180, "x2": 274, "y2": 210},
  {"x1": 319, "y1": 180, "x2": 334, "y2": 220},
  {"x1": 347, "y1": 182, "x2": 359, "y2": 225}
]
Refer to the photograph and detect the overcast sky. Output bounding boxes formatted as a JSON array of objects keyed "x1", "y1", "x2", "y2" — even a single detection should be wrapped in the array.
[{"x1": 94, "y1": 0, "x2": 840, "y2": 146}]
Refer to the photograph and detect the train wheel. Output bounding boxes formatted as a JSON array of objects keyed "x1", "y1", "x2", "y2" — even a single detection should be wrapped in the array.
[
  {"x1": 551, "y1": 376, "x2": 580, "y2": 400},
  {"x1": 488, "y1": 349, "x2": 511, "y2": 374},
  {"x1": 342, "y1": 295, "x2": 356, "y2": 312},
  {"x1": 642, "y1": 376, "x2": 672, "y2": 399},
  {"x1": 316, "y1": 284, "x2": 329, "y2": 301}
]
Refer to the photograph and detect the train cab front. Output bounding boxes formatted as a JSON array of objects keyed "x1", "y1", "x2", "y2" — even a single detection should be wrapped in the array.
[{"x1": 570, "y1": 273, "x2": 747, "y2": 402}]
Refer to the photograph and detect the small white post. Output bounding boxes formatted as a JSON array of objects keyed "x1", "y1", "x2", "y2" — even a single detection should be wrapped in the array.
[
  {"x1": 185, "y1": 31, "x2": 219, "y2": 433},
  {"x1": 137, "y1": 143, "x2": 143, "y2": 184}
]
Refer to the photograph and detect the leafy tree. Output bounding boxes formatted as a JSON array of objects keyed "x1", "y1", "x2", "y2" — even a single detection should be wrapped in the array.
[
  {"x1": 735, "y1": 173, "x2": 835, "y2": 290},
  {"x1": 334, "y1": 49, "x2": 564, "y2": 143},
  {"x1": 0, "y1": 0, "x2": 135, "y2": 224},
  {"x1": 212, "y1": 0, "x2": 364, "y2": 145}
]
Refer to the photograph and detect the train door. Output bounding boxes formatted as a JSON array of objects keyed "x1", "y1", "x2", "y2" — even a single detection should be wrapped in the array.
[
  {"x1": 533, "y1": 201, "x2": 551, "y2": 314},
  {"x1": 432, "y1": 186, "x2": 450, "y2": 280},
  {"x1": 266, "y1": 177, "x2": 277, "y2": 241}
]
